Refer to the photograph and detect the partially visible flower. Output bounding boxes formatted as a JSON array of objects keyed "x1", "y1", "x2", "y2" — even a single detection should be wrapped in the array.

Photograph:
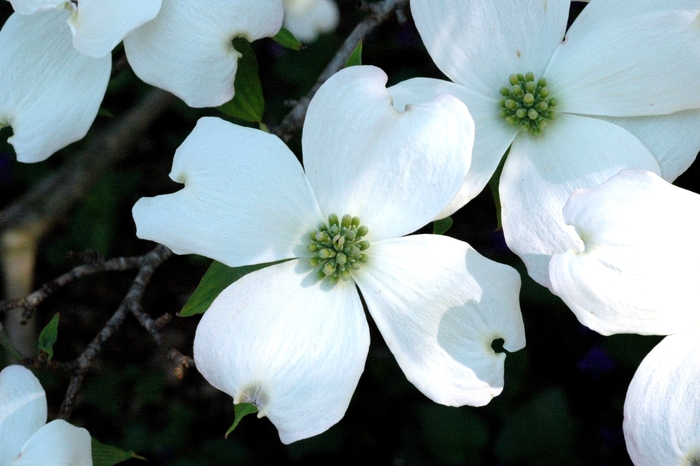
[
  {"x1": 132, "y1": 65, "x2": 525, "y2": 443},
  {"x1": 0, "y1": 365, "x2": 92, "y2": 465},
  {"x1": 283, "y1": 0, "x2": 339, "y2": 42},
  {"x1": 549, "y1": 169, "x2": 700, "y2": 336},
  {"x1": 391, "y1": 0, "x2": 700, "y2": 287},
  {"x1": 623, "y1": 326, "x2": 700, "y2": 466},
  {"x1": 0, "y1": 0, "x2": 284, "y2": 162}
]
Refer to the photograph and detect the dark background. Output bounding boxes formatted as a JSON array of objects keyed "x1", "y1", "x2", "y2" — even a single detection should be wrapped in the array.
[{"x1": 1, "y1": 1, "x2": 693, "y2": 464}]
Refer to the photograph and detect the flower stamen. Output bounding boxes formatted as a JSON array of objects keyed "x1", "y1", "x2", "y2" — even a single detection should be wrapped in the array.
[
  {"x1": 498, "y1": 72, "x2": 557, "y2": 136},
  {"x1": 308, "y1": 213, "x2": 369, "y2": 285}
]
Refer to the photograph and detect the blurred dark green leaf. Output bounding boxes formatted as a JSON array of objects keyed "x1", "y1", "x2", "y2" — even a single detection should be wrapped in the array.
[
  {"x1": 219, "y1": 38, "x2": 264, "y2": 123},
  {"x1": 225, "y1": 403, "x2": 258, "y2": 438},
  {"x1": 37, "y1": 313, "x2": 59, "y2": 360},
  {"x1": 179, "y1": 260, "x2": 283, "y2": 317},
  {"x1": 345, "y1": 41, "x2": 363, "y2": 67},
  {"x1": 272, "y1": 26, "x2": 303, "y2": 51},
  {"x1": 91, "y1": 438, "x2": 145, "y2": 466},
  {"x1": 419, "y1": 404, "x2": 488, "y2": 465},
  {"x1": 432, "y1": 217, "x2": 453, "y2": 235}
]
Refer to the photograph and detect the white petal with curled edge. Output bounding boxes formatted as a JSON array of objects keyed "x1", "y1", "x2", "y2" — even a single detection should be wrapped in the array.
[
  {"x1": 303, "y1": 66, "x2": 473, "y2": 242},
  {"x1": 193, "y1": 259, "x2": 370, "y2": 444},
  {"x1": 0, "y1": 366, "x2": 47, "y2": 465},
  {"x1": 624, "y1": 327, "x2": 700, "y2": 466},
  {"x1": 500, "y1": 114, "x2": 661, "y2": 288},
  {"x1": 133, "y1": 117, "x2": 323, "y2": 267},
  {"x1": 549, "y1": 170, "x2": 700, "y2": 336},
  {"x1": 388, "y1": 77, "x2": 519, "y2": 218},
  {"x1": 123, "y1": 0, "x2": 284, "y2": 108},
  {"x1": 410, "y1": 0, "x2": 569, "y2": 97},
  {"x1": 12, "y1": 419, "x2": 92, "y2": 465},
  {"x1": 68, "y1": 0, "x2": 162, "y2": 58},
  {"x1": 0, "y1": 10, "x2": 110, "y2": 163},
  {"x1": 599, "y1": 110, "x2": 700, "y2": 182},
  {"x1": 353, "y1": 235, "x2": 525, "y2": 407},
  {"x1": 283, "y1": 0, "x2": 339, "y2": 42},
  {"x1": 8, "y1": 0, "x2": 63, "y2": 15},
  {"x1": 546, "y1": 0, "x2": 700, "y2": 116}
]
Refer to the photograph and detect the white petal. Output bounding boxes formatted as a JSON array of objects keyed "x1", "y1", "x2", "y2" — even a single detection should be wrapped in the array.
[
  {"x1": 12, "y1": 419, "x2": 92, "y2": 465},
  {"x1": 500, "y1": 114, "x2": 661, "y2": 288},
  {"x1": 0, "y1": 366, "x2": 47, "y2": 465},
  {"x1": 8, "y1": 0, "x2": 63, "y2": 15},
  {"x1": 133, "y1": 117, "x2": 323, "y2": 267},
  {"x1": 193, "y1": 259, "x2": 370, "y2": 444},
  {"x1": 599, "y1": 109, "x2": 700, "y2": 182},
  {"x1": 303, "y1": 66, "x2": 473, "y2": 241},
  {"x1": 546, "y1": 0, "x2": 700, "y2": 116},
  {"x1": 549, "y1": 169, "x2": 700, "y2": 336},
  {"x1": 123, "y1": 0, "x2": 284, "y2": 108},
  {"x1": 283, "y1": 0, "x2": 339, "y2": 42},
  {"x1": 353, "y1": 235, "x2": 525, "y2": 407},
  {"x1": 68, "y1": 0, "x2": 162, "y2": 58},
  {"x1": 624, "y1": 327, "x2": 700, "y2": 466},
  {"x1": 410, "y1": 0, "x2": 569, "y2": 97},
  {"x1": 388, "y1": 77, "x2": 519, "y2": 217},
  {"x1": 0, "y1": 11, "x2": 110, "y2": 163}
]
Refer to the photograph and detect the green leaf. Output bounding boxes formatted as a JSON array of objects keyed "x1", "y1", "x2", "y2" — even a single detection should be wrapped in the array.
[
  {"x1": 225, "y1": 403, "x2": 258, "y2": 439},
  {"x1": 37, "y1": 313, "x2": 59, "y2": 360},
  {"x1": 488, "y1": 150, "x2": 508, "y2": 231},
  {"x1": 179, "y1": 260, "x2": 284, "y2": 317},
  {"x1": 432, "y1": 217, "x2": 453, "y2": 235},
  {"x1": 272, "y1": 26, "x2": 303, "y2": 51},
  {"x1": 344, "y1": 41, "x2": 363, "y2": 68},
  {"x1": 91, "y1": 438, "x2": 146, "y2": 466},
  {"x1": 218, "y1": 38, "x2": 264, "y2": 123}
]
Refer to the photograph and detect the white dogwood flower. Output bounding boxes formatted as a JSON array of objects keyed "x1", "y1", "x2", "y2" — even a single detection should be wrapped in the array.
[
  {"x1": 391, "y1": 0, "x2": 700, "y2": 287},
  {"x1": 283, "y1": 0, "x2": 339, "y2": 42},
  {"x1": 132, "y1": 66, "x2": 526, "y2": 443},
  {"x1": 0, "y1": 365, "x2": 92, "y2": 465},
  {"x1": 549, "y1": 169, "x2": 700, "y2": 336},
  {"x1": 9, "y1": 0, "x2": 162, "y2": 58},
  {"x1": 0, "y1": 0, "x2": 284, "y2": 162},
  {"x1": 623, "y1": 326, "x2": 700, "y2": 466}
]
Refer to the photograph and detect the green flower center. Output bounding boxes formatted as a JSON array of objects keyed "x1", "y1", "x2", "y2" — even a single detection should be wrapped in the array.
[
  {"x1": 307, "y1": 214, "x2": 370, "y2": 285},
  {"x1": 498, "y1": 72, "x2": 557, "y2": 136}
]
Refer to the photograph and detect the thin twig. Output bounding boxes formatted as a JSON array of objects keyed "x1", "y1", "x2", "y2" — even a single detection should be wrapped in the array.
[
  {"x1": 0, "y1": 246, "x2": 172, "y2": 318},
  {"x1": 270, "y1": 0, "x2": 409, "y2": 141}
]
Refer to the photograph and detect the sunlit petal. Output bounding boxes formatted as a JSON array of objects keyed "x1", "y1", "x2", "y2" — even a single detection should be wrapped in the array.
[
  {"x1": 550, "y1": 169, "x2": 700, "y2": 335},
  {"x1": 124, "y1": 0, "x2": 284, "y2": 107},
  {"x1": 193, "y1": 259, "x2": 370, "y2": 444},
  {"x1": 500, "y1": 114, "x2": 661, "y2": 287},
  {"x1": 303, "y1": 66, "x2": 473, "y2": 241},
  {"x1": 354, "y1": 235, "x2": 524, "y2": 406},
  {"x1": 12, "y1": 419, "x2": 92, "y2": 466},
  {"x1": 133, "y1": 117, "x2": 323, "y2": 267}
]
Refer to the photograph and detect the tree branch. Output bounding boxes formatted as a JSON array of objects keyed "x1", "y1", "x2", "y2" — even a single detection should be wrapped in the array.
[{"x1": 270, "y1": 0, "x2": 409, "y2": 141}]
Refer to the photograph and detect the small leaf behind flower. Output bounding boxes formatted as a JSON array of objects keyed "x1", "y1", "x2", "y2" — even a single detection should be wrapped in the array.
[
  {"x1": 179, "y1": 260, "x2": 285, "y2": 317},
  {"x1": 345, "y1": 41, "x2": 363, "y2": 67},
  {"x1": 37, "y1": 313, "x2": 59, "y2": 360},
  {"x1": 432, "y1": 217, "x2": 453, "y2": 235},
  {"x1": 225, "y1": 403, "x2": 259, "y2": 438},
  {"x1": 218, "y1": 38, "x2": 264, "y2": 123},
  {"x1": 91, "y1": 438, "x2": 146, "y2": 466},
  {"x1": 272, "y1": 26, "x2": 303, "y2": 51}
]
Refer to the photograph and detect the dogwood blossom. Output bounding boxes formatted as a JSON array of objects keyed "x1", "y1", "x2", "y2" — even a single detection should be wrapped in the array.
[
  {"x1": 132, "y1": 66, "x2": 525, "y2": 443},
  {"x1": 390, "y1": 0, "x2": 700, "y2": 287},
  {"x1": 623, "y1": 326, "x2": 700, "y2": 466},
  {"x1": 549, "y1": 169, "x2": 700, "y2": 336},
  {"x1": 0, "y1": 365, "x2": 92, "y2": 465},
  {"x1": 0, "y1": 0, "x2": 284, "y2": 162},
  {"x1": 283, "y1": 0, "x2": 339, "y2": 42}
]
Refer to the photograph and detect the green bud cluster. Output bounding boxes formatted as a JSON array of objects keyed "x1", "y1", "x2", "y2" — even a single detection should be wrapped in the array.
[
  {"x1": 307, "y1": 213, "x2": 370, "y2": 285},
  {"x1": 498, "y1": 72, "x2": 557, "y2": 136}
]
